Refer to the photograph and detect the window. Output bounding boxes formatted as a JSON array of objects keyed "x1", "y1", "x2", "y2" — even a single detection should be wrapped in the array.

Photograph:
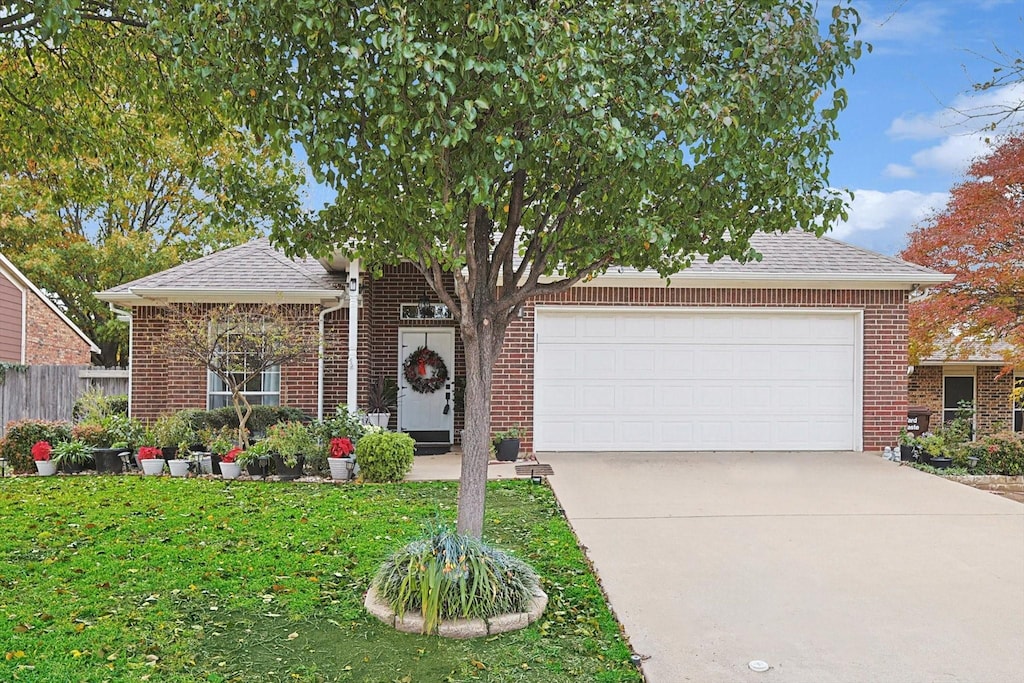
[
  {"x1": 943, "y1": 374, "x2": 975, "y2": 425},
  {"x1": 208, "y1": 366, "x2": 280, "y2": 408},
  {"x1": 1015, "y1": 375, "x2": 1023, "y2": 433},
  {"x1": 206, "y1": 322, "x2": 281, "y2": 408}
]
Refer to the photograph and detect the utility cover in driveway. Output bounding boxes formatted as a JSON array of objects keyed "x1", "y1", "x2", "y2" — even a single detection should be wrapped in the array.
[{"x1": 534, "y1": 308, "x2": 860, "y2": 451}]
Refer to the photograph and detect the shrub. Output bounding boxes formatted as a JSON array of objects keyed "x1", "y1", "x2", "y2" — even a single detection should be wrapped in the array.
[
  {"x1": 972, "y1": 431, "x2": 1024, "y2": 476},
  {"x1": 0, "y1": 420, "x2": 72, "y2": 473},
  {"x1": 372, "y1": 527, "x2": 540, "y2": 634},
  {"x1": 264, "y1": 421, "x2": 317, "y2": 467},
  {"x1": 355, "y1": 431, "x2": 415, "y2": 483},
  {"x1": 185, "y1": 406, "x2": 310, "y2": 438},
  {"x1": 72, "y1": 389, "x2": 128, "y2": 422}
]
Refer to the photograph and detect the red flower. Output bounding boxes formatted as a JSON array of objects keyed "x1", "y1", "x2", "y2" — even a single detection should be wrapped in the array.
[
  {"x1": 138, "y1": 446, "x2": 163, "y2": 460},
  {"x1": 329, "y1": 437, "x2": 354, "y2": 458},
  {"x1": 31, "y1": 441, "x2": 52, "y2": 461},
  {"x1": 221, "y1": 447, "x2": 242, "y2": 464}
]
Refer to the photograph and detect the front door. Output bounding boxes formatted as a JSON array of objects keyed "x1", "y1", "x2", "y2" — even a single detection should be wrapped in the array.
[{"x1": 397, "y1": 328, "x2": 455, "y2": 448}]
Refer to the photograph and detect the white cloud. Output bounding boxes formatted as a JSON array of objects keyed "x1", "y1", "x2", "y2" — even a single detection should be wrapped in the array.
[
  {"x1": 830, "y1": 189, "x2": 949, "y2": 241},
  {"x1": 883, "y1": 163, "x2": 916, "y2": 178},
  {"x1": 855, "y1": 3, "x2": 946, "y2": 44},
  {"x1": 910, "y1": 134, "x2": 995, "y2": 173},
  {"x1": 887, "y1": 82, "x2": 1024, "y2": 140}
]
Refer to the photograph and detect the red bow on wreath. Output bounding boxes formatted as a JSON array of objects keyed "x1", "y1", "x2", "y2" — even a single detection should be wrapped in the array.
[{"x1": 403, "y1": 346, "x2": 450, "y2": 394}]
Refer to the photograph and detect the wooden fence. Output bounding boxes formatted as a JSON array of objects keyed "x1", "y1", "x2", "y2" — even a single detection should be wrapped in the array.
[{"x1": 0, "y1": 366, "x2": 129, "y2": 437}]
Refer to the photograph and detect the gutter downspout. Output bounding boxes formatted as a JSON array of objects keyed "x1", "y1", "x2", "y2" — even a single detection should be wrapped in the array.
[
  {"x1": 346, "y1": 259, "x2": 360, "y2": 416},
  {"x1": 108, "y1": 304, "x2": 132, "y2": 416},
  {"x1": 318, "y1": 296, "x2": 347, "y2": 421}
]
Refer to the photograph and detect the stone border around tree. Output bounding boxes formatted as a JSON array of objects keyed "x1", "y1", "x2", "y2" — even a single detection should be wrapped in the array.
[{"x1": 364, "y1": 585, "x2": 548, "y2": 639}]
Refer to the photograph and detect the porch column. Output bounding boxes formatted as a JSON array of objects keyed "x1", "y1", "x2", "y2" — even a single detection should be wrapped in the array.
[{"x1": 347, "y1": 259, "x2": 360, "y2": 415}]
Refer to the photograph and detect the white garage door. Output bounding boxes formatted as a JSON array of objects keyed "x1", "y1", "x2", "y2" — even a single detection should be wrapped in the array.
[{"x1": 534, "y1": 307, "x2": 861, "y2": 451}]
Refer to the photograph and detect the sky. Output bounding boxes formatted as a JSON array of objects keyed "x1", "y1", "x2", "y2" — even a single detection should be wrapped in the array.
[{"x1": 826, "y1": 0, "x2": 1023, "y2": 256}]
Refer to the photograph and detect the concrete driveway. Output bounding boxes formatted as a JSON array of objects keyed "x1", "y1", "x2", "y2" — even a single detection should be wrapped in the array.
[{"x1": 542, "y1": 451, "x2": 1024, "y2": 683}]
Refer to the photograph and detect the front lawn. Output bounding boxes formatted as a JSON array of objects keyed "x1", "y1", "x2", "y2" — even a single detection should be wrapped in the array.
[{"x1": 0, "y1": 477, "x2": 640, "y2": 682}]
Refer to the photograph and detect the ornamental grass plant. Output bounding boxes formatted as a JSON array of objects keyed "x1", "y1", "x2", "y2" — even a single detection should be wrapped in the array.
[{"x1": 372, "y1": 527, "x2": 540, "y2": 634}]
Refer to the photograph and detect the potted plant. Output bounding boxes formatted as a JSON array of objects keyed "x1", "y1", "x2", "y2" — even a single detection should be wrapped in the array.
[
  {"x1": 898, "y1": 428, "x2": 918, "y2": 462},
  {"x1": 327, "y1": 437, "x2": 355, "y2": 480},
  {"x1": 152, "y1": 413, "x2": 196, "y2": 461},
  {"x1": 264, "y1": 421, "x2": 314, "y2": 481},
  {"x1": 31, "y1": 440, "x2": 57, "y2": 476},
  {"x1": 52, "y1": 440, "x2": 93, "y2": 474},
  {"x1": 200, "y1": 427, "x2": 236, "y2": 476},
  {"x1": 167, "y1": 440, "x2": 192, "y2": 477},
  {"x1": 219, "y1": 447, "x2": 243, "y2": 480},
  {"x1": 492, "y1": 425, "x2": 523, "y2": 462},
  {"x1": 138, "y1": 446, "x2": 166, "y2": 476},
  {"x1": 238, "y1": 440, "x2": 271, "y2": 479},
  {"x1": 918, "y1": 432, "x2": 952, "y2": 469},
  {"x1": 365, "y1": 377, "x2": 398, "y2": 429}
]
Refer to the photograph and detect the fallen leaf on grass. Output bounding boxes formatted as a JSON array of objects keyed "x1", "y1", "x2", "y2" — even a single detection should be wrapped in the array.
[{"x1": 287, "y1": 632, "x2": 299, "y2": 640}]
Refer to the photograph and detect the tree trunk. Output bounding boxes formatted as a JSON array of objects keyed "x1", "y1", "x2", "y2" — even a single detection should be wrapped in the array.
[
  {"x1": 456, "y1": 322, "x2": 499, "y2": 538},
  {"x1": 231, "y1": 388, "x2": 254, "y2": 448}
]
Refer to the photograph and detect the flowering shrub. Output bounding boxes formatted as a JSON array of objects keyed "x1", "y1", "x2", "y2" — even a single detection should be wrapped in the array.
[
  {"x1": 0, "y1": 420, "x2": 72, "y2": 473},
  {"x1": 31, "y1": 441, "x2": 52, "y2": 461},
  {"x1": 221, "y1": 447, "x2": 242, "y2": 464},
  {"x1": 329, "y1": 437, "x2": 354, "y2": 458},
  {"x1": 960, "y1": 431, "x2": 1024, "y2": 476},
  {"x1": 137, "y1": 446, "x2": 163, "y2": 460},
  {"x1": 71, "y1": 422, "x2": 107, "y2": 447}
]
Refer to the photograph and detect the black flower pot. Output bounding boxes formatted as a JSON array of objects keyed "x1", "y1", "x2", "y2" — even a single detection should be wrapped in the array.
[
  {"x1": 161, "y1": 446, "x2": 178, "y2": 462},
  {"x1": 210, "y1": 453, "x2": 222, "y2": 476},
  {"x1": 899, "y1": 445, "x2": 915, "y2": 462},
  {"x1": 93, "y1": 448, "x2": 126, "y2": 474},
  {"x1": 929, "y1": 456, "x2": 953, "y2": 470},
  {"x1": 245, "y1": 461, "x2": 265, "y2": 478},
  {"x1": 60, "y1": 461, "x2": 86, "y2": 474},
  {"x1": 495, "y1": 439, "x2": 521, "y2": 462},
  {"x1": 273, "y1": 454, "x2": 306, "y2": 481}
]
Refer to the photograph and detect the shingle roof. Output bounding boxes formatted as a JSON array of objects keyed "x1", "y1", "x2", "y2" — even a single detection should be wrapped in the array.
[
  {"x1": 598, "y1": 230, "x2": 944, "y2": 281},
  {"x1": 99, "y1": 239, "x2": 346, "y2": 297}
]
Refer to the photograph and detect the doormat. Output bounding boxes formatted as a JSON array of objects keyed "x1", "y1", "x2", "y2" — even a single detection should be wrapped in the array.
[{"x1": 515, "y1": 463, "x2": 554, "y2": 477}]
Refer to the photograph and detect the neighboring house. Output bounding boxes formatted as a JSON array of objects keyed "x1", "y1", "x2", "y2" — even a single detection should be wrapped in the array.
[
  {"x1": 96, "y1": 232, "x2": 949, "y2": 453},
  {"x1": 909, "y1": 343, "x2": 1023, "y2": 437},
  {"x1": 0, "y1": 252, "x2": 99, "y2": 365}
]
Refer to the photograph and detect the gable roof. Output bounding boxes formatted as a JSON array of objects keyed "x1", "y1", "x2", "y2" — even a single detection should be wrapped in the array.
[
  {"x1": 96, "y1": 239, "x2": 348, "y2": 305},
  {"x1": 0, "y1": 252, "x2": 101, "y2": 354},
  {"x1": 97, "y1": 231, "x2": 951, "y2": 306}
]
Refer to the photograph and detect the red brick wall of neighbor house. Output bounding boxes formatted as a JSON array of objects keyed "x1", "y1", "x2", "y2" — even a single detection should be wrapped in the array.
[
  {"x1": 0, "y1": 270, "x2": 22, "y2": 362},
  {"x1": 976, "y1": 366, "x2": 1013, "y2": 434},
  {"x1": 23, "y1": 290, "x2": 92, "y2": 364},
  {"x1": 129, "y1": 303, "x2": 348, "y2": 422},
  {"x1": 908, "y1": 365, "x2": 943, "y2": 422},
  {"x1": 491, "y1": 287, "x2": 910, "y2": 453}
]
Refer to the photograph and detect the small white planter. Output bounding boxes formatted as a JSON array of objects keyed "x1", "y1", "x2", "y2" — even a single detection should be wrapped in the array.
[
  {"x1": 328, "y1": 457, "x2": 354, "y2": 481},
  {"x1": 35, "y1": 460, "x2": 57, "y2": 476},
  {"x1": 366, "y1": 412, "x2": 391, "y2": 429},
  {"x1": 167, "y1": 459, "x2": 190, "y2": 477},
  {"x1": 220, "y1": 462, "x2": 242, "y2": 480},
  {"x1": 140, "y1": 459, "x2": 165, "y2": 476}
]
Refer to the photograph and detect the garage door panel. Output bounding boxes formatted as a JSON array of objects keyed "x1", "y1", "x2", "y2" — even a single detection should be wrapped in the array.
[{"x1": 535, "y1": 309, "x2": 859, "y2": 451}]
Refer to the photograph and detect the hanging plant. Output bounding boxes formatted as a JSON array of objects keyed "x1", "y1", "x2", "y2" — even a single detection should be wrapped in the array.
[{"x1": 402, "y1": 346, "x2": 449, "y2": 394}]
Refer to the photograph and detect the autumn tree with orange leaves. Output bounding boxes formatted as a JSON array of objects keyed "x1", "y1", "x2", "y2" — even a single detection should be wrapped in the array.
[{"x1": 901, "y1": 134, "x2": 1024, "y2": 370}]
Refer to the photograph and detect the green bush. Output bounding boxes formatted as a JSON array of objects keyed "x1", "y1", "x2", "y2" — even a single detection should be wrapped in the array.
[
  {"x1": 372, "y1": 527, "x2": 540, "y2": 634},
  {"x1": 0, "y1": 420, "x2": 72, "y2": 473},
  {"x1": 185, "y1": 406, "x2": 310, "y2": 437},
  {"x1": 355, "y1": 431, "x2": 415, "y2": 483},
  {"x1": 72, "y1": 389, "x2": 128, "y2": 422},
  {"x1": 964, "y1": 432, "x2": 1024, "y2": 476},
  {"x1": 264, "y1": 421, "x2": 317, "y2": 467}
]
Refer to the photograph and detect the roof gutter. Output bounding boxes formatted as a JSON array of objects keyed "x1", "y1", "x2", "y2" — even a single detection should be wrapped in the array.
[{"x1": 97, "y1": 287, "x2": 346, "y2": 306}]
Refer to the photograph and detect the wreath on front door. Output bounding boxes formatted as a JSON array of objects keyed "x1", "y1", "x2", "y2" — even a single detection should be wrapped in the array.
[{"x1": 402, "y1": 346, "x2": 449, "y2": 394}]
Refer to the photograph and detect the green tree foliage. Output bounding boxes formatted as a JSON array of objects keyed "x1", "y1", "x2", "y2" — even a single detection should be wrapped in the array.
[
  {"x1": 0, "y1": 3, "x2": 308, "y2": 366},
  {"x1": 161, "y1": 0, "x2": 865, "y2": 537}
]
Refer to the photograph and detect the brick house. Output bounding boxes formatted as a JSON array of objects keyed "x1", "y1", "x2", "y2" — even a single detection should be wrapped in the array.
[
  {"x1": 97, "y1": 232, "x2": 950, "y2": 453},
  {"x1": 0, "y1": 252, "x2": 99, "y2": 365},
  {"x1": 908, "y1": 343, "x2": 1023, "y2": 438}
]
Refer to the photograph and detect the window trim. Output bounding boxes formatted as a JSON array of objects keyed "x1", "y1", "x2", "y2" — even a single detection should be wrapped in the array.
[{"x1": 204, "y1": 319, "x2": 282, "y2": 409}]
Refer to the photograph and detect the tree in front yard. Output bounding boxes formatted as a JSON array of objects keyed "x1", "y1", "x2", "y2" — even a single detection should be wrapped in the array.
[
  {"x1": 161, "y1": 1, "x2": 864, "y2": 537},
  {"x1": 901, "y1": 134, "x2": 1024, "y2": 371},
  {"x1": 159, "y1": 304, "x2": 318, "y2": 448}
]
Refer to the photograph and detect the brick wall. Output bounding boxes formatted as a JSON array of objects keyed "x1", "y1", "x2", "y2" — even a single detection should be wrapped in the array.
[
  {"x1": 24, "y1": 290, "x2": 92, "y2": 365},
  {"x1": 907, "y1": 365, "x2": 942, "y2": 431},
  {"x1": 489, "y1": 287, "x2": 910, "y2": 453},
  {"x1": 129, "y1": 303, "x2": 347, "y2": 422},
  {"x1": 977, "y1": 366, "x2": 1013, "y2": 435}
]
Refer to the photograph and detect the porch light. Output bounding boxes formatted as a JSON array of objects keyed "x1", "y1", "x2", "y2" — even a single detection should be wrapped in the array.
[
  {"x1": 419, "y1": 292, "x2": 434, "y2": 318},
  {"x1": 348, "y1": 274, "x2": 358, "y2": 292}
]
